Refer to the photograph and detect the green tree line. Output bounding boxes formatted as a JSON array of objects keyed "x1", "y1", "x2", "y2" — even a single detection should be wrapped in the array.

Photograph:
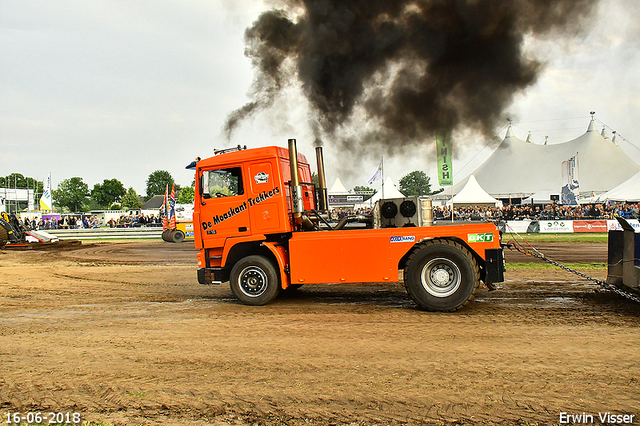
[
  {"x1": 4, "y1": 168, "x2": 441, "y2": 213},
  {"x1": 3, "y1": 170, "x2": 194, "y2": 213}
]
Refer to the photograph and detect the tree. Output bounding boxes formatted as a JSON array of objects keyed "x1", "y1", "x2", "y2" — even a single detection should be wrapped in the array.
[
  {"x1": 1, "y1": 173, "x2": 44, "y2": 193},
  {"x1": 91, "y1": 178, "x2": 126, "y2": 208},
  {"x1": 121, "y1": 187, "x2": 143, "y2": 209},
  {"x1": 1, "y1": 173, "x2": 45, "y2": 211},
  {"x1": 52, "y1": 177, "x2": 90, "y2": 212},
  {"x1": 398, "y1": 171, "x2": 444, "y2": 197},
  {"x1": 177, "y1": 186, "x2": 195, "y2": 204},
  {"x1": 146, "y1": 170, "x2": 178, "y2": 198},
  {"x1": 353, "y1": 185, "x2": 377, "y2": 201}
]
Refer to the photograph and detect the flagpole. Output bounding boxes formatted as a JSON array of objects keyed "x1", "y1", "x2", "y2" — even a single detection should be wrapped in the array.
[
  {"x1": 450, "y1": 175, "x2": 454, "y2": 223},
  {"x1": 381, "y1": 156, "x2": 385, "y2": 200}
]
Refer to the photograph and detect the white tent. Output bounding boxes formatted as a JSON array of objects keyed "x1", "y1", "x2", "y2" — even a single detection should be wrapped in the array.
[
  {"x1": 449, "y1": 175, "x2": 500, "y2": 207},
  {"x1": 520, "y1": 189, "x2": 560, "y2": 205},
  {"x1": 453, "y1": 117, "x2": 640, "y2": 197},
  {"x1": 367, "y1": 176, "x2": 406, "y2": 204},
  {"x1": 328, "y1": 178, "x2": 349, "y2": 194},
  {"x1": 596, "y1": 171, "x2": 640, "y2": 202}
]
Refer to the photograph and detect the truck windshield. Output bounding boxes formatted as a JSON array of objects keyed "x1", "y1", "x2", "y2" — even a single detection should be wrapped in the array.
[{"x1": 202, "y1": 167, "x2": 244, "y2": 198}]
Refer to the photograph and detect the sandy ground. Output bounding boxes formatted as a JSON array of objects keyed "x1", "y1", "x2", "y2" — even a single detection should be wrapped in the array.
[{"x1": 0, "y1": 240, "x2": 638, "y2": 426}]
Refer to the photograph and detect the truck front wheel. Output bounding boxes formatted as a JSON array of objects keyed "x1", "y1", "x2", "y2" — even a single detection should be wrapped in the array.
[
  {"x1": 229, "y1": 255, "x2": 280, "y2": 306},
  {"x1": 404, "y1": 239, "x2": 480, "y2": 312}
]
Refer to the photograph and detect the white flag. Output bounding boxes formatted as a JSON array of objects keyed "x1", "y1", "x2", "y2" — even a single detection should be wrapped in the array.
[
  {"x1": 40, "y1": 175, "x2": 52, "y2": 211},
  {"x1": 366, "y1": 160, "x2": 383, "y2": 186}
]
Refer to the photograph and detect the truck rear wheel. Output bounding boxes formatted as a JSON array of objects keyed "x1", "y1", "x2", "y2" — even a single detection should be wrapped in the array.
[
  {"x1": 171, "y1": 229, "x2": 185, "y2": 243},
  {"x1": 230, "y1": 255, "x2": 280, "y2": 306},
  {"x1": 404, "y1": 239, "x2": 480, "y2": 312}
]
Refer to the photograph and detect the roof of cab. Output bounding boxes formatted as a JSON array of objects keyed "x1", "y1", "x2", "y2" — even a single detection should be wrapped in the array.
[{"x1": 195, "y1": 146, "x2": 309, "y2": 169}]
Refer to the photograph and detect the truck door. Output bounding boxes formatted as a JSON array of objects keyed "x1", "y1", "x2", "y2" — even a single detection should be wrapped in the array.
[{"x1": 198, "y1": 166, "x2": 250, "y2": 247}]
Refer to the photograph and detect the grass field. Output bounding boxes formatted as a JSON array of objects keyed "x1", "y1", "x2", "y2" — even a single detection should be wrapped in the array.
[
  {"x1": 502, "y1": 232, "x2": 608, "y2": 242},
  {"x1": 506, "y1": 262, "x2": 606, "y2": 271}
]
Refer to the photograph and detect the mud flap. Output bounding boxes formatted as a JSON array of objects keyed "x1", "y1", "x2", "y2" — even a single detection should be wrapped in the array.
[{"x1": 484, "y1": 248, "x2": 505, "y2": 291}]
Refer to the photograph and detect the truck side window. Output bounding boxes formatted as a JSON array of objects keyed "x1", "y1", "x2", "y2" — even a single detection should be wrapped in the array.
[{"x1": 202, "y1": 167, "x2": 244, "y2": 198}]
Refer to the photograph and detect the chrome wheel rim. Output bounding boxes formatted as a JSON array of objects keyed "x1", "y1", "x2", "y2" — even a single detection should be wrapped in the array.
[
  {"x1": 238, "y1": 266, "x2": 268, "y2": 297},
  {"x1": 420, "y1": 258, "x2": 461, "y2": 298}
]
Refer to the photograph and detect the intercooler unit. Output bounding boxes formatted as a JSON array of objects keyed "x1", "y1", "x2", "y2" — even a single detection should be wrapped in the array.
[{"x1": 375, "y1": 196, "x2": 433, "y2": 228}]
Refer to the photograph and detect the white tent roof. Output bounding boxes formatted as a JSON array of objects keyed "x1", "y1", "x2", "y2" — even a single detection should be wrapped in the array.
[
  {"x1": 596, "y1": 171, "x2": 640, "y2": 202},
  {"x1": 521, "y1": 189, "x2": 560, "y2": 205},
  {"x1": 453, "y1": 118, "x2": 640, "y2": 197},
  {"x1": 368, "y1": 176, "x2": 406, "y2": 203},
  {"x1": 328, "y1": 177, "x2": 349, "y2": 194},
  {"x1": 450, "y1": 175, "x2": 500, "y2": 206}
]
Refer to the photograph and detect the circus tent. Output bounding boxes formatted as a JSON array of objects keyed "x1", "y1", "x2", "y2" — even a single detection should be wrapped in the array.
[{"x1": 453, "y1": 117, "x2": 640, "y2": 198}]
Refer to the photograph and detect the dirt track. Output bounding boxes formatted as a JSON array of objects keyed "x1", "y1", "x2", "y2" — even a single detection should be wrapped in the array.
[{"x1": 1, "y1": 241, "x2": 638, "y2": 426}]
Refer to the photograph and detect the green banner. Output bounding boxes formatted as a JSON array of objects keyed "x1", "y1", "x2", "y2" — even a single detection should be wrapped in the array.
[{"x1": 436, "y1": 131, "x2": 453, "y2": 186}]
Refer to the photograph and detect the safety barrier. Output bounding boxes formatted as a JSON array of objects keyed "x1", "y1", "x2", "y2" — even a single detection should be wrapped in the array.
[
  {"x1": 504, "y1": 219, "x2": 640, "y2": 233},
  {"x1": 46, "y1": 227, "x2": 163, "y2": 240}
]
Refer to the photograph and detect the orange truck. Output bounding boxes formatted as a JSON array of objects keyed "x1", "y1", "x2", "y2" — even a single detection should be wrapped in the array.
[{"x1": 192, "y1": 139, "x2": 504, "y2": 311}]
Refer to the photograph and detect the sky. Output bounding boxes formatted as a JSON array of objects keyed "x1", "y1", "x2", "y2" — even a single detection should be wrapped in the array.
[{"x1": 2, "y1": 0, "x2": 640, "y2": 197}]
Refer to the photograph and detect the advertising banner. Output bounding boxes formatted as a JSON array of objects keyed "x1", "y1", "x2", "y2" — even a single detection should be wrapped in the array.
[
  {"x1": 505, "y1": 220, "x2": 534, "y2": 233},
  {"x1": 539, "y1": 220, "x2": 574, "y2": 233},
  {"x1": 607, "y1": 219, "x2": 640, "y2": 233},
  {"x1": 436, "y1": 131, "x2": 453, "y2": 186},
  {"x1": 561, "y1": 154, "x2": 579, "y2": 206},
  {"x1": 573, "y1": 220, "x2": 608, "y2": 233}
]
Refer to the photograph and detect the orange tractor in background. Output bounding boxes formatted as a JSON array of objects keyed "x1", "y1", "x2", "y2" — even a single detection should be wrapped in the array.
[{"x1": 191, "y1": 139, "x2": 504, "y2": 311}]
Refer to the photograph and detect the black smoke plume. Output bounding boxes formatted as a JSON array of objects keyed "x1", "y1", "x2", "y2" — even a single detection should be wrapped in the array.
[{"x1": 224, "y1": 0, "x2": 597, "y2": 155}]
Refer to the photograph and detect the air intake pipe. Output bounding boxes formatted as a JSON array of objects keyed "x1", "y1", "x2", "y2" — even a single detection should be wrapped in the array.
[
  {"x1": 288, "y1": 138, "x2": 304, "y2": 224},
  {"x1": 315, "y1": 146, "x2": 329, "y2": 213}
]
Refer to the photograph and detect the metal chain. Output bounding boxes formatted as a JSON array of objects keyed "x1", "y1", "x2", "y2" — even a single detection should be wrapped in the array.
[{"x1": 506, "y1": 240, "x2": 640, "y2": 304}]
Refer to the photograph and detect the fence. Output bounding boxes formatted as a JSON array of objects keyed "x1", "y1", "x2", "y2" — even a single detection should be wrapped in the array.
[
  {"x1": 47, "y1": 227, "x2": 163, "y2": 240},
  {"x1": 503, "y1": 219, "x2": 640, "y2": 234}
]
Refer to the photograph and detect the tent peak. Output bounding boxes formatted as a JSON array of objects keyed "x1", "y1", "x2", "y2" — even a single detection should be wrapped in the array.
[
  {"x1": 525, "y1": 131, "x2": 534, "y2": 144},
  {"x1": 601, "y1": 125, "x2": 609, "y2": 139},
  {"x1": 505, "y1": 123, "x2": 515, "y2": 139},
  {"x1": 587, "y1": 114, "x2": 597, "y2": 132}
]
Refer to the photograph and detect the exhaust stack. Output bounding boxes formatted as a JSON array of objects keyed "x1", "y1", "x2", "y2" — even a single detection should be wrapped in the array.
[
  {"x1": 288, "y1": 138, "x2": 304, "y2": 223},
  {"x1": 315, "y1": 146, "x2": 329, "y2": 213}
]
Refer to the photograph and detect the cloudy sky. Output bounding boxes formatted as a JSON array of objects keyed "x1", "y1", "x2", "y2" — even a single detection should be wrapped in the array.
[{"x1": 2, "y1": 0, "x2": 640, "y2": 196}]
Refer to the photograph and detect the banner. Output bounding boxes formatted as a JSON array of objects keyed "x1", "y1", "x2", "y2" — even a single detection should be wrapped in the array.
[
  {"x1": 573, "y1": 220, "x2": 608, "y2": 233},
  {"x1": 366, "y1": 160, "x2": 383, "y2": 186},
  {"x1": 39, "y1": 175, "x2": 52, "y2": 211},
  {"x1": 538, "y1": 220, "x2": 574, "y2": 233},
  {"x1": 504, "y1": 220, "x2": 533, "y2": 234},
  {"x1": 162, "y1": 184, "x2": 168, "y2": 230},
  {"x1": 561, "y1": 154, "x2": 579, "y2": 205},
  {"x1": 607, "y1": 219, "x2": 640, "y2": 233},
  {"x1": 436, "y1": 131, "x2": 453, "y2": 186}
]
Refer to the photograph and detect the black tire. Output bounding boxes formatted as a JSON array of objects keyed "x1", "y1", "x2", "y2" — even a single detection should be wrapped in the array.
[
  {"x1": 171, "y1": 229, "x2": 185, "y2": 243},
  {"x1": 229, "y1": 255, "x2": 280, "y2": 306},
  {"x1": 0, "y1": 225, "x2": 8, "y2": 247},
  {"x1": 161, "y1": 229, "x2": 171, "y2": 242},
  {"x1": 404, "y1": 239, "x2": 480, "y2": 312}
]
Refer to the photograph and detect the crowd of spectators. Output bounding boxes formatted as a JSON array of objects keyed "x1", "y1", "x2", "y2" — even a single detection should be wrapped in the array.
[
  {"x1": 438, "y1": 202, "x2": 640, "y2": 221},
  {"x1": 106, "y1": 213, "x2": 161, "y2": 228},
  {"x1": 22, "y1": 215, "x2": 101, "y2": 230},
  {"x1": 330, "y1": 202, "x2": 640, "y2": 222},
  {"x1": 22, "y1": 212, "x2": 163, "y2": 231}
]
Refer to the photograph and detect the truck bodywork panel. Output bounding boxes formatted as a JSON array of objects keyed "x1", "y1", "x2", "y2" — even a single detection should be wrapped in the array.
[{"x1": 288, "y1": 224, "x2": 500, "y2": 284}]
